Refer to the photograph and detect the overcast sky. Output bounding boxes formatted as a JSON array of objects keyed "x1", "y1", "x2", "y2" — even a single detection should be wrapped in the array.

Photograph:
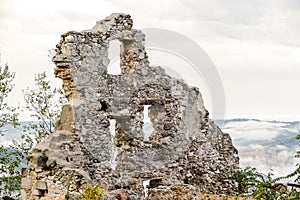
[{"x1": 0, "y1": 0, "x2": 299, "y2": 120}]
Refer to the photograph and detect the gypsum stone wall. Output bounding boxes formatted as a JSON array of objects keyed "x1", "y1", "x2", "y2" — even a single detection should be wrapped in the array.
[{"x1": 21, "y1": 13, "x2": 239, "y2": 200}]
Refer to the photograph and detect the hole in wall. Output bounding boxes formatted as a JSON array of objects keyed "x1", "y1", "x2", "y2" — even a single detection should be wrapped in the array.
[
  {"x1": 100, "y1": 101, "x2": 108, "y2": 111},
  {"x1": 107, "y1": 40, "x2": 121, "y2": 75},
  {"x1": 109, "y1": 119, "x2": 118, "y2": 170},
  {"x1": 143, "y1": 105, "x2": 154, "y2": 141},
  {"x1": 40, "y1": 189, "x2": 48, "y2": 196}
]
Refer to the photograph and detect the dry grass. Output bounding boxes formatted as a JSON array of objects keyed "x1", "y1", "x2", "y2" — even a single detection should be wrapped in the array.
[{"x1": 196, "y1": 192, "x2": 255, "y2": 200}]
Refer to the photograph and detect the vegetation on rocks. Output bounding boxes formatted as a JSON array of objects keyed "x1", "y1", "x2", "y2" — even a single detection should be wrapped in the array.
[
  {"x1": 222, "y1": 166, "x2": 300, "y2": 199},
  {"x1": 65, "y1": 181, "x2": 106, "y2": 200}
]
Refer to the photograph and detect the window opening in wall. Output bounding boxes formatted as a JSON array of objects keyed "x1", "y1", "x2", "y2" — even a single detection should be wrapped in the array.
[
  {"x1": 143, "y1": 105, "x2": 154, "y2": 141},
  {"x1": 109, "y1": 119, "x2": 117, "y2": 170},
  {"x1": 107, "y1": 40, "x2": 121, "y2": 75}
]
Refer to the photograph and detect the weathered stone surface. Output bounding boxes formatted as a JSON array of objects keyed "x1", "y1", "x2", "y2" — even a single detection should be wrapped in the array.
[
  {"x1": 21, "y1": 13, "x2": 239, "y2": 199},
  {"x1": 21, "y1": 177, "x2": 32, "y2": 190},
  {"x1": 36, "y1": 180, "x2": 47, "y2": 190},
  {"x1": 54, "y1": 104, "x2": 75, "y2": 133},
  {"x1": 31, "y1": 189, "x2": 42, "y2": 196},
  {"x1": 21, "y1": 189, "x2": 27, "y2": 200},
  {"x1": 147, "y1": 184, "x2": 196, "y2": 200}
]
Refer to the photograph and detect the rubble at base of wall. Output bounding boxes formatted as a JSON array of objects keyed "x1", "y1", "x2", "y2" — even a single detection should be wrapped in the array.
[{"x1": 147, "y1": 184, "x2": 197, "y2": 200}]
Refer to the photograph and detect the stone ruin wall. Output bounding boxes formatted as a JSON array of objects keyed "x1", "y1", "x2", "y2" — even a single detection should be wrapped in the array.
[{"x1": 21, "y1": 14, "x2": 239, "y2": 200}]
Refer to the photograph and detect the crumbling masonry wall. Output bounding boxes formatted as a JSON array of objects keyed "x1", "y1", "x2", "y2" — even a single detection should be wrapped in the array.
[{"x1": 21, "y1": 14, "x2": 239, "y2": 199}]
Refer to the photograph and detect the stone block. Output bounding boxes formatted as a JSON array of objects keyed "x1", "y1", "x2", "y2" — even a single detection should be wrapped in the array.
[
  {"x1": 32, "y1": 189, "x2": 42, "y2": 196},
  {"x1": 35, "y1": 168, "x2": 43, "y2": 173},
  {"x1": 36, "y1": 180, "x2": 47, "y2": 190},
  {"x1": 21, "y1": 189, "x2": 27, "y2": 199},
  {"x1": 21, "y1": 177, "x2": 32, "y2": 190}
]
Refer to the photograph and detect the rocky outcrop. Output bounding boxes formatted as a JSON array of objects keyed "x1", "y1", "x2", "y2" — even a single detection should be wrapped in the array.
[{"x1": 21, "y1": 13, "x2": 239, "y2": 199}]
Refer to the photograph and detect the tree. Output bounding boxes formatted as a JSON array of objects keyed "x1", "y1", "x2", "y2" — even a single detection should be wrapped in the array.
[
  {"x1": 0, "y1": 62, "x2": 19, "y2": 197},
  {"x1": 13, "y1": 72, "x2": 66, "y2": 156},
  {"x1": 0, "y1": 63, "x2": 18, "y2": 132},
  {"x1": 0, "y1": 69, "x2": 66, "y2": 198}
]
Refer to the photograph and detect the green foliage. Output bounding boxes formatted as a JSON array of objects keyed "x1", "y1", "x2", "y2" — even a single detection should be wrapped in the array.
[
  {"x1": 0, "y1": 146, "x2": 22, "y2": 197},
  {"x1": 249, "y1": 171, "x2": 282, "y2": 200},
  {"x1": 227, "y1": 167, "x2": 300, "y2": 200},
  {"x1": 80, "y1": 182, "x2": 106, "y2": 200},
  {"x1": 0, "y1": 67, "x2": 66, "y2": 198},
  {"x1": 230, "y1": 167, "x2": 260, "y2": 194},
  {"x1": 14, "y1": 72, "x2": 66, "y2": 157},
  {"x1": 0, "y1": 63, "x2": 18, "y2": 133},
  {"x1": 65, "y1": 181, "x2": 107, "y2": 200},
  {"x1": 282, "y1": 187, "x2": 300, "y2": 200},
  {"x1": 0, "y1": 63, "x2": 20, "y2": 197},
  {"x1": 64, "y1": 180, "x2": 131, "y2": 200},
  {"x1": 224, "y1": 129, "x2": 300, "y2": 200},
  {"x1": 23, "y1": 72, "x2": 65, "y2": 134},
  {"x1": 65, "y1": 180, "x2": 71, "y2": 200}
]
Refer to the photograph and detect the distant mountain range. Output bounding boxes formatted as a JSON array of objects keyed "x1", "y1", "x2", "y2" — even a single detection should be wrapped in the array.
[{"x1": 1, "y1": 119, "x2": 299, "y2": 178}]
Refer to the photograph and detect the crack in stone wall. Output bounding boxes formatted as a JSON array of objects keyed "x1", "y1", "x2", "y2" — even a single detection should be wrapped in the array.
[{"x1": 21, "y1": 13, "x2": 239, "y2": 200}]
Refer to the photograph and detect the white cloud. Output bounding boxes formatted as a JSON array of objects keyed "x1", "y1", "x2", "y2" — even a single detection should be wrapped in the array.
[{"x1": 239, "y1": 146, "x2": 298, "y2": 178}]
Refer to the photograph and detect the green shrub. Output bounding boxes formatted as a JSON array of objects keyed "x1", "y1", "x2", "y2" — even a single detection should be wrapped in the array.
[{"x1": 81, "y1": 182, "x2": 105, "y2": 200}]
